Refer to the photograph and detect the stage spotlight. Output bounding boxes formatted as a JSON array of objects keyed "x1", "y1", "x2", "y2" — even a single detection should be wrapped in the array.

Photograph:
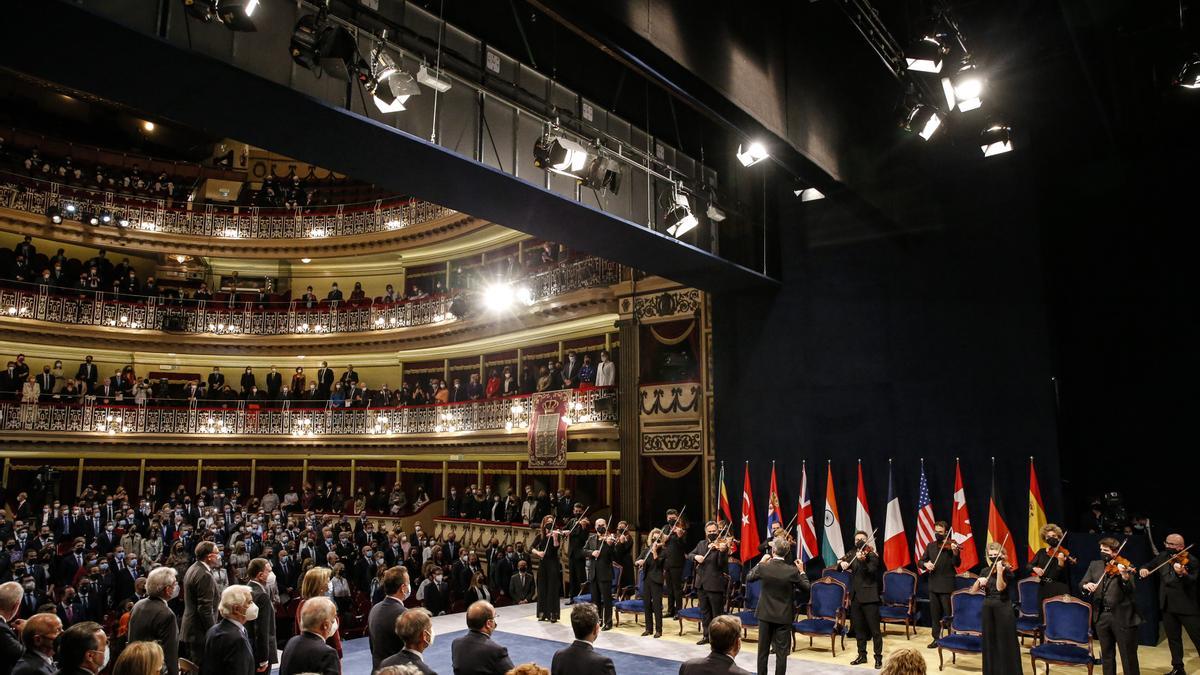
[
  {"x1": 291, "y1": 10, "x2": 361, "y2": 80},
  {"x1": 367, "y1": 42, "x2": 420, "y2": 113},
  {"x1": 482, "y1": 283, "x2": 516, "y2": 312},
  {"x1": 46, "y1": 205, "x2": 62, "y2": 224},
  {"x1": 580, "y1": 155, "x2": 621, "y2": 194},
  {"x1": 533, "y1": 134, "x2": 591, "y2": 175},
  {"x1": 906, "y1": 34, "x2": 949, "y2": 73},
  {"x1": 736, "y1": 141, "x2": 769, "y2": 167},
  {"x1": 183, "y1": 0, "x2": 216, "y2": 22},
  {"x1": 417, "y1": 64, "x2": 453, "y2": 93},
  {"x1": 705, "y1": 203, "x2": 726, "y2": 222},
  {"x1": 665, "y1": 190, "x2": 698, "y2": 238},
  {"x1": 941, "y1": 59, "x2": 983, "y2": 111},
  {"x1": 902, "y1": 103, "x2": 942, "y2": 141},
  {"x1": 980, "y1": 123, "x2": 1013, "y2": 157},
  {"x1": 1175, "y1": 54, "x2": 1200, "y2": 89},
  {"x1": 217, "y1": 0, "x2": 259, "y2": 31},
  {"x1": 793, "y1": 184, "x2": 826, "y2": 201}
]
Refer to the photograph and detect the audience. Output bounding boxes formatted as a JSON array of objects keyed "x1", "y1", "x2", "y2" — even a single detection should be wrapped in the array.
[
  {"x1": 200, "y1": 585, "x2": 257, "y2": 675},
  {"x1": 381, "y1": 608, "x2": 437, "y2": 674},
  {"x1": 550, "y1": 603, "x2": 615, "y2": 675},
  {"x1": 127, "y1": 567, "x2": 179, "y2": 675},
  {"x1": 112, "y1": 640, "x2": 164, "y2": 675},
  {"x1": 12, "y1": 612, "x2": 59, "y2": 675},
  {"x1": 450, "y1": 601, "x2": 514, "y2": 675},
  {"x1": 678, "y1": 615, "x2": 752, "y2": 675},
  {"x1": 369, "y1": 566, "x2": 410, "y2": 671},
  {"x1": 1, "y1": 581, "x2": 24, "y2": 672},
  {"x1": 880, "y1": 647, "x2": 928, "y2": 675},
  {"x1": 54, "y1": 621, "x2": 109, "y2": 675},
  {"x1": 279, "y1": 596, "x2": 340, "y2": 675}
]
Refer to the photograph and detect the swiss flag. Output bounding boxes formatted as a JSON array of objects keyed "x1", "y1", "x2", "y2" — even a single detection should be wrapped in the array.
[
  {"x1": 740, "y1": 462, "x2": 761, "y2": 563},
  {"x1": 951, "y1": 459, "x2": 979, "y2": 573}
]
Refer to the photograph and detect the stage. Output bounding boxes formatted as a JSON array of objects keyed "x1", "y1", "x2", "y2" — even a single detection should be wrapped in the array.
[{"x1": 337, "y1": 600, "x2": 1198, "y2": 675}]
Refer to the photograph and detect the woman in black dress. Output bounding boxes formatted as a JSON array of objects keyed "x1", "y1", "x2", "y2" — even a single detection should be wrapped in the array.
[
  {"x1": 532, "y1": 514, "x2": 563, "y2": 622},
  {"x1": 634, "y1": 527, "x2": 666, "y2": 638},
  {"x1": 976, "y1": 541, "x2": 1022, "y2": 675},
  {"x1": 1030, "y1": 523, "x2": 1074, "y2": 614},
  {"x1": 613, "y1": 520, "x2": 636, "y2": 590}
]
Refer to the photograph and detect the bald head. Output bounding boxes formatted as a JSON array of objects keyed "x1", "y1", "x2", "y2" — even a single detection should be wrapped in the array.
[
  {"x1": 1166, "y1": 533, "x2": 1186, "y2": 550},
  {"x1": 466, "y1": 600, "x2": 496, "y2": 632},
  {"x1": 0, "y1": 581, "x2": 22, "y2": 619},
  {"x1": 23, "y1": 612, "x2": 63, "y2": 654}
]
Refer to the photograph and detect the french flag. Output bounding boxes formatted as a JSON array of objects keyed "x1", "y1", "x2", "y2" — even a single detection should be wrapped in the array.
[{"x1": 883, "y1": 459, "x2": 911, "y2": 570}]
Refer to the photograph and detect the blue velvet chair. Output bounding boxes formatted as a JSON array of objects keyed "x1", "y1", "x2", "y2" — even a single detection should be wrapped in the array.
[
  {"x1": 1030, "y1": 595, "x2": 1093, "y2": 675},
  {"x1": 936, "y1": 589, "x2": 984, "y2": 671},
  {"x1": 1016, "y1": 576, "x2": 1043, "y2": 644},
  {"x1": 821, "y1": 566, "x2": 851, "y2": 591},
  {"x1": 680, "y1": 557, "x2": 696, "y2": 608},
  {"x1": 953, "y1": 572, "x2": 979, "y2": 591},
  {"x1": 792, "y1": 577, "x2": 847, "y2": 656},
  {"x1": 736, "y1": 579, "x2": 761, "y2": 639},
  {"x1": 614, "y1": 570, "x2": 646, "y2": 626},
  {"x1": 879, "y1": 568, "x2": 918, "y2": 639},
  {"x1": 677, "y1": 576, "x2": 732, "y2": 635},
  {"x1": 572, "y1": 563, "x2": 622, "y2": 604}
]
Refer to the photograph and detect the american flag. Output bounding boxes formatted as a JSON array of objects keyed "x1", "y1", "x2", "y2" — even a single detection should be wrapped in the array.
[{"x1": 914, "y1": 460, "x2": 937, "y2": 562}]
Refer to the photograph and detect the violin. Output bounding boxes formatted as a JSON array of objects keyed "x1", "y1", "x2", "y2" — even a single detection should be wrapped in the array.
[{"x1": 1103, "y1": 554, "x2": 1134, "y2": 577}]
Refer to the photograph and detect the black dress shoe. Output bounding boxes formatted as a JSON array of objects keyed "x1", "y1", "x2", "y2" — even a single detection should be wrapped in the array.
[
  {"x1": 927, "y1": 640, "x2": 938, "y2": 649},
  {"x1": 1166, "y1": 668, "x2": 1185, "y2": 675},
  {"x1": 641, "y1": 630, "x2": 653, "y2": 636},
  {"x1": 850, "y1": 656, "x2": 868, "y2": 666},
  {"x1": 875, "y1": 656, "x2": 883, "y2": 669},
  {"x1": 697, "y1": 638, "x2": 710, "y2": 645},
  {"x1": 654, "y1": 632, "x2": 662, "y2": 638},
  {"x1": 602, "y1": 624, "x2": 613, "y2": 631}
]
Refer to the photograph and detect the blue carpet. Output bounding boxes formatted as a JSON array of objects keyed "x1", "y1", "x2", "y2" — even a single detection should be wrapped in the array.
[{"x1": 340, "y1": 630, "x2": 684, "y2": 675}]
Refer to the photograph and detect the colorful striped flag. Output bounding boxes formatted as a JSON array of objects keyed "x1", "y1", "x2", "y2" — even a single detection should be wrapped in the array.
[
  {"x1": 797, "y1": 461, "x2": 818, "y2": 563},
  {"x1": 914, "y1": 459, "x2": 937, "y2": 563},
  {"x1": 766, "y1": 462, "x2": 783, "y2": 538},
  {"x1": 821, "y1": 461, "x2": 845, "y2": 566},
  {"x1": 883, "y1": 460, "x2": 911, "y2": 569},
  {"x1": 1027, "y1": 458, "x2": 1047, "y2": 563},
  {"x1": 717, "y1": 462, "x2": 733, "y2": 524}
]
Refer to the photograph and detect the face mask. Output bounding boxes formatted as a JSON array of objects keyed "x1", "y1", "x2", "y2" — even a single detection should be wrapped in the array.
[
  {"x1": 1101, "y1": 551, "x2": 1114, "y2": 561},
  {"x1": 425, "y1": 629, "x2": 435, "y2": 647},
  {"x1": 1046, "y1": 537, "x2": 1060, "y2": 547},
  {"x1": 934, "y1": 532, "x2": 945, "y2": 541},
  {"x1": 97, "y1": 645, "x2": 111, "y2": 670},
  {"x1": 23, "y1": 582, "x2": 35, "y2": 591},
  {"x1": 169, "y1": 584, "x2": 180, "y2": 600},
  {"x1": 433, "y1": 574, "x2": 443, "y2": 583},
  {"x1": 266, "y1": 572, "x2": 277, "y2": 586},
  {"x1": 328, "y1": 619, "x2": 339, "y2": 639},
  {"x1": 855, "y1": 540, "x2": 867, "y2": 550},
  {"x1": 706, "y1": 534, "x2": 717, "y2": 542},
  {"x1": 244, "y1": 603, "x2": 260, "y2": 621}
]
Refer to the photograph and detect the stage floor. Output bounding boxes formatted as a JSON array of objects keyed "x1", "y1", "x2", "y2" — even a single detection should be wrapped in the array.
[{"x1": 340, "y1": 600, "x2": 1198, "y2": 675}]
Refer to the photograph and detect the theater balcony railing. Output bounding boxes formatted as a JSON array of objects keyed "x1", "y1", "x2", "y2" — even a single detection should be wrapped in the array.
[
  {"x1": 0, "y1": 386, "x2": 616, "y2": 438},
  {"x1": 0, "y1": 257, "x2": 621, "y2": 336},
  {"x1": 0, "y1": 168, "x2": 452, "y2": 240}
]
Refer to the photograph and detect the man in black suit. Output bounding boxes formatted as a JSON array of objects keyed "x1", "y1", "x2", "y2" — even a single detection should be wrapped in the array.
[
  {"x1": 509, "y1": 560, "x2": 535, "y2": 604},
  {"x1": 690, "y1": 520, "x2": 732, "y2": 646},
  {"x1": 918, "y1": 521, "x2": 960, "y2": 648},
  {"x1": 207, "y1": 366, "x2": 225, "y2": 393},
  {"x1": 664, "y1": 510, "x2": 688, "y2": 618},
  {"x1": 51, "y1": 621, "x2": 108, "y2": 675},
  {"x1": 678, "y1": 615, "x2": 754, "y2": 675},
  {"x1": 747, "y1": 540, "x2": 811, "y2": 675},
  {"x1": 839, "y1": 530, "x2": 883, "y2": 668},
  {"x1": 369, "y1": 566, "x2": 410, "y2": 670},
  {"x1": 265, "y1": 366, "x2": 283, "y2": 399},
  {"x1": 17, "y1": 575, "x2": 44, "y2": 620},
  {"x1": 11, "y1": 612, "x2": 59, "y2": 675},
  {"x1": 1, "y1": 582, "x2": 28, "y2": 674},
  {"x1": 182, "y1": 542, "x2": 221, "y2": 665},
  {"x1": 583, "y1": 518, "x2": 617, "y2": 630},
  {"x1": 1139, "y1": 533, "x2": 1199, "y2": 675},
  {"x1": 568, "y1": 505, "x2": 590, "y2": 601},
  {"x1": 201, "y1": 585, "x2": 257, "y2": 675},
  {"x1": 129, "y1": 567, "x2": 180, "y2": 675},
  {"x1": 246, "y1": 559, "x2": 277, "y2": 674},
  {"x1": 381, "y1": 608, "x2": 437, "y2": 674},
  {"x1": 1083, "y1": 537, "x2": 1141, "y2": 675},
  {"x1": 551, "y1": 603, "x2": 616, "y2": 675},
  {"x1": 315, "y1": 361, "x2": 335, "y2": 399},
  {"x1": 75, "y1": 357, "x2": 99, "y2": 393},
  {"x1": 279, "y1": 596, "x2": 340, "y2": 675},
  {"x1": 450, "y1": 601, "x2": 514, "y2": 675}
]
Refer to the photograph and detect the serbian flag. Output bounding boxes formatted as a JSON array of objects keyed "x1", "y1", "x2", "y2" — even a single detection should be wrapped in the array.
[
  {"x1": 717, "y1": 463, "x2": 733, "y2": 524},
  {"x1": 821, "y1": 461, "x2": 845, "y2": 566},
  {"x1": 854, "y1": 460, "x2": 875, "y2": 548},
  {"x1": 951, "y1": 459, "x2": 979, "y2": 572},
  {"x1": 1027, "y1": 458, "x2": 1048, "y2": 562},
  {"x1": 883, "y1": 460, "x2": 911, "y2": 569},
  {"x1": 797, "y1": 461, "x2": 819, "y2": 563},
  {"x1": 988, "y1": 464, "x2": 1018, "y2": 564},
  {"x1": 740, "y1": 463, "x2": 761, "y2": 563},
  {"x1": 766, "y1": 462, "x2": 784, "y2": 539}
]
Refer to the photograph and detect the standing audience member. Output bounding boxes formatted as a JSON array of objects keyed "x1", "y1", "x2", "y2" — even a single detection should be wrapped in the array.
[
  {"x1": 381, "y1": 608, "x2": 437, "y2": 674},
  {"x1": 678, "y1": 615, "x2": 753, "y2": 675},
  {"x1": 54, "y1": 621, "x2": 110, "y2": 675},
  {"x1": 246, "y1": 558, "x2": 278, "y2": 674},
  {"x1": 12, "y1": 612, "x2": 61, "y2": 675},
  {"x1": 296, "y1": 567, "x2": 342, "y2": 657},
  {"x1": 369, "y1": 566, "x2": 410, "y2": 671},
  {"x1": 200, "y1": 585, "x2": 257, "y2": 675},
  {"x1": 182, "y1": 542, "x2": 221, "y2": 666},
  {"x1": 279, "y1": 596, "x2": 340, "y2": 675},
  {"x1": 1, "y1": 581, "x2": 26, "y2": 673},
  {"x1": 450, "y1": 601, "x2": 514, "y2": 675},
  {"x1": 113, "y1": 640, "x2": 164, "y2": 675},
  {"x1": 550, "y1": 603, "x2": 615, "y2": 675},
  {"x1": 128, "y1": 567, "x2": 180, "y2": 675}
]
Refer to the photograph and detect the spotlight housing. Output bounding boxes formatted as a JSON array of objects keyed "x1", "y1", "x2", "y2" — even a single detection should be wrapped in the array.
[
  {"x1": 793, "y1": 184, "x2": 826, "y2": 202},
  {"x1": 941, "y1": 59, "x2": 983, "y2": 111},
  {"x1": 705, "y1": 203, "x2": 727, "y2": 222},
  {"x1": 367, "y1": 46, "x2": 420, "y2": 113},
  {"x1": 533, "y1": 134, "x2": 591, "y2": 175},
  {"x1": 46, "y1": 205, "x2": 62, "y2": 224},
  {"x1": 183, "y1": 0, "x2": 216, "y2": 23},
  {"x1": 416, "y1": 64, "x2": 453, "y2": 93},
  {"x1": 290, "y1": 10, "x2": 361, "y2": 80},
  {"x1": 580, "y1": 155, "x2": 621, "y2": 194},
  {"x1": 902, "y1": 103, "x2": 942, "y2": 141},
  {"x1": 906, "y1": 34, "x2": 949, "y2": 73},
  {"x1": 1175, "y1": 54, "x2": 1200, "y2": 89},
  {"x1": 83, "y1": 212, "x2": 100, "y2": 227},
  {"x1": 216, "y1": 0, "x2": 259, "y2": 31},
  {"x1": 665, "y1": 190, "x2": 698, "y2": 238},
  {"x1": 980, "y1": 123, "x2": 1013, "y2": 157},
  {"x1": 736, "y1": 142, "x2": 769, "y2": 167}
]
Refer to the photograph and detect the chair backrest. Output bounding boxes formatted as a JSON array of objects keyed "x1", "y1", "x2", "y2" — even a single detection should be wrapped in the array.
[
  {"x1": 949, "y1": 589, "x2": 984, "y2": 635},
  {"x1": 1017, "y1": 577, "x2": 1041, "y2": 617},
  {"x1": 683, "y1": 556, "x2": 695, "y2": 582},
  {"x1": 744, "y1": 579, "x2": 762, "y2": 610},
  {"x1": 637, "y1": 569, "x2": 646, "y2": 598},
  {"x1": 953, "y1": 572, "x2": 979, "y2": 591},
  {"x1": 822, "y1": 568, "x2": 851, "y2": 588},
  {"x1": 809, "y1": 578, "x2": 847, "y2": 621},
  {"x1": 728, "y1": 560, "x2": 743, "y2": 582},
  {"x1": 611, "y1": 563, "x2": 622, "y2": 591},
  {"x1": 882, "y1": 568, "x2": 918, "y2": 606},
  {"x1": 1042, "y1": 596, "x2": 1092, "y2": 647}
]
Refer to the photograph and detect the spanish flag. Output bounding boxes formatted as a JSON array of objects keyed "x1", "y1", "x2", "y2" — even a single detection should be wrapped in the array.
[{"x1": 1027, "y1": 458, "x2": 1048, "y2": 562}]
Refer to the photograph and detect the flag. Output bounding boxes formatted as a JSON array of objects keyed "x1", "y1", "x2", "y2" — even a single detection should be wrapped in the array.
[
  {"x1": 1027, "y1": 458, "x2": 1048, "y2": 563},
  {"x1": 914, "y1": 460, "x2": 937, "y2": 563},
  {"x1": 717, "y1": 463, "x2": 733, "y2": 525},
  {"x1": 766, "y1": 462, "x2": 784, "y2": 538},
  {"x1": 951, "y1": 459, "x2": 979, "y2": 572},
  {"x1": 740, "y1": 463, "x2": 761, "y2": 563},
  {"x1": 797, "y1": 461, "x2": 819, "y2": 564},
  {"x1": 988, "y1": 464, "x2": 1018, "y2": 564},
  {"x1": 855, "y1": 460, "x2": 875, "y2": 547},
  {"x1": 883, "y1": 460, "x2": 911, "y2": 569},
  {"x1": 821, "y1": 461, "x2": 845, "y2": 566}
]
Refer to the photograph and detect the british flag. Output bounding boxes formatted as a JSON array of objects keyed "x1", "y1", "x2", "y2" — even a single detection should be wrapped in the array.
[{"x1": 914, "y1": 460, "x2": 937, "y2": 562}]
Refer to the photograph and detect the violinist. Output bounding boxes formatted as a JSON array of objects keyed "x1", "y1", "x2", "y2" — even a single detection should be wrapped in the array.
[
  {"x1": 1030, "y1": 523, "x2": 1074, "y2": 611},
  {"x1": 663, "y1": 509, "x2": 688, "y2": 618},
  {"x1": 917, "y1": 521, "x2": 959, "y2": 648},
  {"x1": 567, "y1": 504, "x2": 590, "y2": 602},
  {"x1": 583, "y1": 517, "x2": 617, "y2": 630},
  {"x1": 974, "y1": 542, "x2": 1021, "y2": 675},
  {"x1": 1138, "y1": 533, "x2": 1198, "y2": 675},
  {"x1": 613, "y1": 520, "x2": 636, "y2": 589},
  {"x1": 634, "y1": 527, "x2": 667, "y2": 638},
  {"x1": 758, "y1": 522, "x2": 796, "y2": 564},
  {"x1": 1081, "y1": 537, "x2": 1141, "y2": 675},
  {"x1": 689, "y1": 520, "x2": 731, "y2": 646},
  {"x1": 840, "y1": 530, "x2": 882, "y2": 668},
  {"x1": 531, "y1": 515, "x2": 563, "y2": 622}
]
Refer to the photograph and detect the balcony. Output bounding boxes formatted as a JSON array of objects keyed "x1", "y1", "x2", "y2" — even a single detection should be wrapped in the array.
[{"x1": 0, "y1": 386, "x2": 616, "y2": 439}]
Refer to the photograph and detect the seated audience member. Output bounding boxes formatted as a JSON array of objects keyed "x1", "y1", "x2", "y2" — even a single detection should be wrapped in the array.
[
  {"x1": 880, "y1": 647, "x2": 928, "y2": 675},
  {"x1": 381, "y1": 607, "x2": 437, "y2": 674},
  {"x1": 678, "y1": 615, "x2": 752, "y2": 675},
  {"x1": 451, "y1": 601, "x2": 514, "y2": 675},
  {"x1": 201, "y1": 585, "x2": 257, "y2": 675},
  {"x1": 550, "y1": 603, "x2": 615, "y2": 675},
  {"x1": 113, "y1": 640, "x2": 164, "y2": 675},
  {"x1": 12, "y1": 612, "x2": 61, "y2": 675},
  {"x1": 279, "y1": 596, "x2": 341, "y2": 675},
  {"x1": 53, "y1": 621, "x2": 109, "y2": 675}
]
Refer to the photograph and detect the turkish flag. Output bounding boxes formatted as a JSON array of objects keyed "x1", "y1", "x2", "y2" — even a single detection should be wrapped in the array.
[{"x1": 740, "y1": 463, "x2": 761, "y2": 563}]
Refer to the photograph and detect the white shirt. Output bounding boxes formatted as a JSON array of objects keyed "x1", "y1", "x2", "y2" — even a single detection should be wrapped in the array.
[{"x1": 595, "y1": 360, "x2": 616, "y2": 387}]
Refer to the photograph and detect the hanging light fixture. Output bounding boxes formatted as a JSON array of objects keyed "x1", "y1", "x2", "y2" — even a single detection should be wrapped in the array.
[
  {"x1": 367, "y1": 33, "x2": 420, "y2": 113},
  {"x1": 902, "y1": 103, "x2": 942, "y2": 141},
  {"x1": 980, "y1": 123, "x2": 1013, "y2": 156}
]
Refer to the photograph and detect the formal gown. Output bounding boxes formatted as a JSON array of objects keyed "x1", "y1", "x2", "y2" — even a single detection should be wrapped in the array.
[
  {"x1": 982, "y1": 570, "x2": 1022, "y2": 675},
  {"x1": 535, "y1": 533, "x2": 563, "y2": 621}
]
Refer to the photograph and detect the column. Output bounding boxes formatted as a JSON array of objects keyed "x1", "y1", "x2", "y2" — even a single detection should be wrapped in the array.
[
  {"x1": 616, "y1": 318, "x2": 640, "y2": 526},
  {"x1": 195, "y1": 459, "x2": 203, "y2": 493},
  {"x1": 350, "y1": 459, "x2": 357, "y2": 494},
  {"x1": 138, "y1": 459, "x2": 146, "y2": 495},
  {"x1": 441, "y1": 461, "x2": 449, "y2": 500},
  {"x1": 249, "y1": 459, "x2": 257, "y2": 496},
  {"x1": 77, "y1": 458, "x2": 85, "y2": 496}
]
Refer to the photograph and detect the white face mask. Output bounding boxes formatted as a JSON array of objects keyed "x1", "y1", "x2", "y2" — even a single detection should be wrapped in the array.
[
  {"x1": 425, "y1": 628, "x2": 435, "y2": 648},
  {"x1": 328, "y1": 619, "x2": 339, "y2": 639},
  {"x1": 244, "y1": 603, "x2": 259, "y2": 622},
  {"x1": 266, "y1": 572, "x2": 277, "y2": 587},
  {"x1": 96, "y1": 645, "x2": 111, "y2": 670},
  {"x1": 169, "y1": 584, "x2": 180, "y2": 600}
]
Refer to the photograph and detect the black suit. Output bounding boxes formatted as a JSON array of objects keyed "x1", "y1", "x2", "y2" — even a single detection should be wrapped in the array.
[
  {"x1": 208, "y1": 372, "x2": 225, "y2": 391},
  {"x1": 280, "y1": 631, "x2": 340, "y2": 675},
  {"x1": 368, "y1": 596, "x2": 407, "y2": 670},
  {"x1": 569, "y1": 525, "x2": 590, "y2": 598},
  {"x1": 381, "y1": 648, "x2": 438, "y2": 675},
  {"x1": 246, "y1": 581, "x2": 277, "y2": 670},
  {"x1": 690, "y1": 539, "x2": 730, "y2": 639},
  {"x1": 509, "y1": 571, "x2": 535, "y2": 603},
  {"x1": 747, "y1": 557, "x2": 810, "y2": 675},
  {"x1": 201, "y1": 619, "x2": 255, "y2": 675},
  {"x1": 918, "y1": 541, "x2": 960, "y2": 639},
  {"x1": 129, "y1": 596, "x2": 180, "y2": 675},
  {"x1": 678, "y1": 652, "x2": 754, "y2": 675},
  {"x1": 450, "y1": 629, "x2": 514, "y2": 675},
  {"x1": 846, "y1": 549, "x2": 882, "y2": 659},
  {"x1": 584, "y1": 532, "x2": 616, "y2": 626},
  {"x1": 1083, "y1": 561, "x2": 1141, "y2": 675},
  {"x1": 1141, "y1": 551, "x2": 1200, "y2": 669},
  {"x1": 664, "y1": 527, "x2": 688, "y2": 616},
  {"x1": 551, "y1": 640, "x2": 615, "y2": 675},
  {"x1": 11, "y1": 651, "x2": 55, "y2": 675},
  {"x1": 0, "y1": 616, "x2": 24, "y2": 675},
  {"x1": 265, "y1": 372, "x2": 283, "y2": 398}
]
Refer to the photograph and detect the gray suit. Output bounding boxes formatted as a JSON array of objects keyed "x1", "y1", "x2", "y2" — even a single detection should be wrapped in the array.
[
  {"x1": 381, "y1": 648, "x2": 438, "y2": 675},
  {"x1": 746, "y1": 558, "x2": 810, "y2": 675},
  {"x1": 181, "y1": 561, "x2": 219, "y2": 664},
  {"x1": 368, "y1": 596, "x2": 407, "y2": 670},
  {"x1": 678, "y1": 653, "x2": 754, "y2": 675},
  {"x1": 246, "y1": 580, "x2": 277, "y2": 669},
  {"x1": 129, "y1": 596, "x2": 181, "y2": 675}
]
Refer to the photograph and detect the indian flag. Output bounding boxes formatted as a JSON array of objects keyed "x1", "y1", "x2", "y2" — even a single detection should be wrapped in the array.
[{"x1": 821, "y1": 461, "x2": 845, "y2": 566}]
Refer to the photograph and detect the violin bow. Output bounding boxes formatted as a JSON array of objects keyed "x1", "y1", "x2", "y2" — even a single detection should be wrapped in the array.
[
  {"x1": 701, "y1": 520, "x2": 734, "y2": 561},
  {"x1": 1043, "y1": 533, "x2": 1069, "y2": 574},
  {"x1": 985, "y1": 533, "x2": 1012, "y2": 579},
  {"x1": 642, "y1": 505, "x2": 686, "y2": 562},
  {"x1": 927, "y1": 527, "x2": 955, "y2": 574},
  {"x1": 1144, "y1": 543, "x2": 1195, "y2": 576}
]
